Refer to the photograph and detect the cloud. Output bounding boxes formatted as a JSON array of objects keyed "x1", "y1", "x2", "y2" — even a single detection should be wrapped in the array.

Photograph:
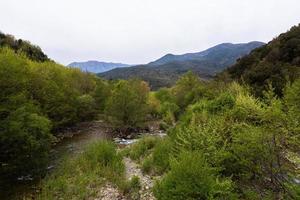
[{"x1": 1, "y1": 0, "x2": 300, "y2": 64}]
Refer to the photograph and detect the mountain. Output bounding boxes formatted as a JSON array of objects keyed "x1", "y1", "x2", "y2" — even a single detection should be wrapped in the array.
[
  {"x1": 68, "y1": 61, "x2": 131, "y2": 73},
  {"x1": 99, "y1": 41, "x2": 265, "y2": 89},
  {"x1": 224, "y1": 24, "x2": 300, "y2": 96},
  {"x1": 149, "y1": 41, "x2": 265, "y2": 66}
]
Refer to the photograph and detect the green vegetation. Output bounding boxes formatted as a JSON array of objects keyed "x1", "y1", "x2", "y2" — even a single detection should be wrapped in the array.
[
  {"x1": 224, "y1": 24, "x2": 300, "y2": 97},
  {"x1": 0, "y1": 47, "x2": 99, "y2": 182},
  {"x1": 105, "y1": 79, "x2": 150, "y2": 131},
  {"x1": 38, "y1": 141, "x2": 125, "y2": 199},
  {"x1": 99, "y1": 42, "x2": 264, "y2": 89},
  {"x1": 2, "y1": 23, "x2": 300, "y2": 200},
  {"x1": 0, "y1": 32, "x2": 49, "y2": 62},
  {"x1": 142, "y1": 138, "x2": 172, "y2": 174},
  {"x1": 0, "y1": 44, "x2": 152, "y2": 188},
  {"x1": 123, "y1": 136, "x2": 160, "y2": 161},
  {"x1": 124, "y1": 176, "x2": 141, "y2": 200},
  {"x1": 154, "y1": 152, "x2": 237, "y2": 200},
  {"x1": 127, "y1": 72, "x2": 300, "y2": 199}
]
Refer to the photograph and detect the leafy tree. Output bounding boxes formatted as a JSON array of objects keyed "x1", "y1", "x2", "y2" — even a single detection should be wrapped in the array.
[
  {"x1": 93, "y1": 79, "x2": 111, "y2": 112},
  {"x1": 0, "y1": 104, "x2": 52, "y2": 179},
  {"x1": 76, "y1": 95, "x2": 97, "y2": 121},
  {"x1": 105, "y1": 80, "x2": 150, "y2": 130},
  {"x1": 172, "y1": 71, "x2": 204, "y2": 109}
]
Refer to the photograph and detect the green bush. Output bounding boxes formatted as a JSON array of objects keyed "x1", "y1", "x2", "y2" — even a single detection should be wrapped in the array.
[
  {"x1": 142, "y1": 138, "x2": 172, "y2": 174},
  {"x1": 76, "y1": 94, "x2": 97, "y2": 121},
  {"x1": 206, "y1": 92, "x2": 235, "y2": 114},
  {"x1": 128, "y1": 136, "x2": 160, "y2": 160},
  {"x1": 154, "y1": 151, "x2": 237, "y2": 200},
  {"x1": 38, "y1": 140, "x2": 125, "y2": 199},
  {"x1": 0, "y1": 104, "x2": 53, "y2": 180},
  {"x1": 105, "y1": 80, "x2": 150, "y2": 129}
]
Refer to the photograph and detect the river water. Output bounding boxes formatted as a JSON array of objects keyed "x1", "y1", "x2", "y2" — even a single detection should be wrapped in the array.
[
  {"x1": 2, "y1": 120, "x2": 164, "y2": 199},
  {"x1": 2, "y1": 121, "x2": 111, "y2": 199}
]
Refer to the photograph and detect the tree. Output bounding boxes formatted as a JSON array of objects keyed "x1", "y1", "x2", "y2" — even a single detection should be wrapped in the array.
[
  {"x1": 0, "y1": 104, "x2": 52, "y2": 180},
  {"x1": 76, "y1": 94, "x2": 97, "y2": 121},
  {"x1": 105, "y1": 80, "x2": 150, "y2": 131},
  {"x1": 172, "y1": 71, "x2": 204, "y2": 110}
]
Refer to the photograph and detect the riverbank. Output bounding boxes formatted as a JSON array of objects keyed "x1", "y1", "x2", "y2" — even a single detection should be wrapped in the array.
[
  {"x1": 1, "y1": 120, "x2": 110, "y2": 200},
  {"x1": 35, "y1": 122, "x2": 164, "y2": 199},
  {"x1": 4, "y1": 119, "x2": 163, "y2": 200}
]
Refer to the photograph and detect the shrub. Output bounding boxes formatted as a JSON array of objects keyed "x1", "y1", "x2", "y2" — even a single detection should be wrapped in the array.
[
  {"x1": 206, "y1": 92, "x2": 235, "y2": 114},
  {"x1": 153, "y1": 151, "x2": 237, "y2": 200},
  {"x1": 0, "y1": 104, "x2": 52, "y2": 179},
  {"x1": 142, "y1": 138, "x2": 172, "y2": 174},
  {"x1": 38, "y1": 141, "x2": 125, "y2": 199},
  {"x1": 76, "y1": 94, "x2": 97, "y2": 121},
  {"x1": 128, "y1": 136, "x2": 160, "y2": 160}
]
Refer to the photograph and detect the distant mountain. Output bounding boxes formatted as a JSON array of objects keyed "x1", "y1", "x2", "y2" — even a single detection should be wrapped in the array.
[
  {"x1": 99, "y1": 41, "x2": 265, "y2": 89},
  {"x1": 149, "y1": 41, "x2": 265, "y2": 66},
  {"x1": 224, "y1": 24, "x2": 300, "y2": 96},
  {"x1": 68, "y1": 61, "x2": 130, "y2": 73}
]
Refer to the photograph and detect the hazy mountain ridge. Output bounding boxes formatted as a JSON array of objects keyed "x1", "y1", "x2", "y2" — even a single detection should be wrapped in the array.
[
  {"x1": 99, "y1": 41, "x2": 265, "y2": 89},
  {"x1": 148, "y1": 41, "x2": 265, "y2": 66},
  {"x1": 68, "y1": 60, "x2": 131, "y2": 73}
]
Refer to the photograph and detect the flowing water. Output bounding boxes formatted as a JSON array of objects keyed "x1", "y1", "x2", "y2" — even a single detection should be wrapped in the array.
[
  {"x1": 1, "y1": 121, "x2": 110, "y2": 200},
  {"x1": 1, "y1": 120, "x2": 165, "y2": 199}
]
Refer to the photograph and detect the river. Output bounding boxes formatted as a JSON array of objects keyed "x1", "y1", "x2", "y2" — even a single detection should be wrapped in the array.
[
  {"x1": 1, "y1": 121, "x2": 111, "y2": 200},
  {"x1": 2, "y1": 120, "x2": 164, "y2": 199}
]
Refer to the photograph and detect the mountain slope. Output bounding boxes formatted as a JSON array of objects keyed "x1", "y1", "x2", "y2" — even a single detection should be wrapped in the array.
[
  {"x1": 68, "y1": 61, "x2": 130, "y2": 73},
  {"x1": 0, "y1": 32, "x2": 49, "y2": 62},
  {"x1": 149, "y1": 41, "x2": 265, "y2": 66},
  {"x1": 99, "y1": 42, "x2": 265, "y2": 89},
  {"x1": 224, "y1": 24, "x2": 300, "y2": 96}
]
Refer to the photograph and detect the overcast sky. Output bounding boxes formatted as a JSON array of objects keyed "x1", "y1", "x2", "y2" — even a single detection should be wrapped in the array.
[{"x1": 1, "y1": 0, "x2": 300, "y2": 65}]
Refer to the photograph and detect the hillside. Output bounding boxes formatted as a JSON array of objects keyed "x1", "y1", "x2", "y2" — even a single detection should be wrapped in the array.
[
  {"x1": 225, "y1": 24, "x2": 300, "y2": 96},
  {"x1": 149, "y1": 41, "x2": 264, "y2": 66},
  {"x1": 99, "y1": 42, "x2": 264, "y2": 89},
  {"x1": 0, "y1": 32, "x2": 49, "y2": 62},
  {"x1": 68, "y1": 60, "x2": 130, "y2": 73}
]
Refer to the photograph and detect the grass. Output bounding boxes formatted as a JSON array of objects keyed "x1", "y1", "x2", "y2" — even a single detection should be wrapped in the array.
[
  {"x1": 125, "y1": 136, "x2": 161, "y2": 161},
  {"x1": 37, "y1": 140, "x2": 125, "y2": 200},
  {"x1": 122, "y1": 176, "x2": 141, "y2": 200},
  {"x1": 142, "y1": 137, "x2": 172, "y2": 175}
]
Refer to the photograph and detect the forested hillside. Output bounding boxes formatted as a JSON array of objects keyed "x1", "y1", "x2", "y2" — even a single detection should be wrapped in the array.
[
  {"x1": 0, "y1": 36, "x2": 153, "y2": 199},
  {"x1": 0, "y1": 32, "x2": 49, "y2": 62},
  {"x1": 0, "y1": 47, "x2": 96, "y2": 182},
  {"x1": 99, "y1": 42, "x2": 264, "y2": 89},
  {"x1": 224, "y1": 24, "x2": 300, "y2": 96}
]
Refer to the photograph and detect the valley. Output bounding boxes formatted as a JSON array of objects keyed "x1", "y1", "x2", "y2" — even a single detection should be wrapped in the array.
[{"x1": 0, "y1": 16, "x2": 300, "y2": 200}]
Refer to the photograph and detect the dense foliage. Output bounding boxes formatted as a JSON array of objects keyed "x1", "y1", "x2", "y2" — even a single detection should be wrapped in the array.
[
  {"x1": 38, "y1": 141, "x2": 125, "y2": 199},
  {"x1": 105, "y1": 79, "x2": 150, "y2": 131},
  {"x1": 2, "y1": 23, "x2": 300, "y2": 199},
  {"x1": 0, "y1": 48, "x2": 101, "y2": 184},
  {"x1": 131, "y1": 72, "x2": 300, "y2": 199},
  {"x1": 0, "y1": 32, "x2": 49, "y2": 62},
  {"x1": 224, "y1": 24, "x2": 300, "y2": 97},
  {"x1": 0, "y1": 46, "x2": 151, "y2": 188}
]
